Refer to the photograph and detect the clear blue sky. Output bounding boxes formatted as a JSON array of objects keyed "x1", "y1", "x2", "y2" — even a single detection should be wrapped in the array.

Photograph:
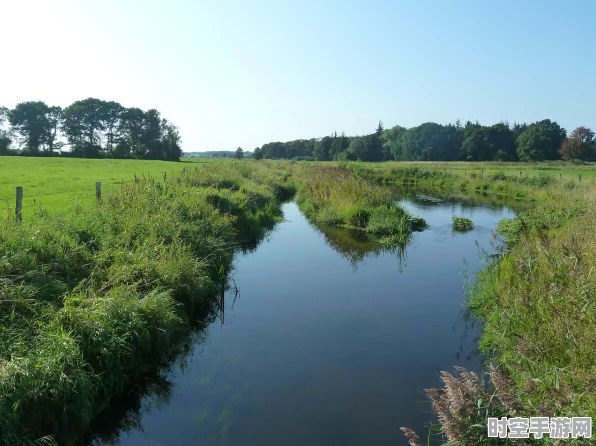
[{"x1": 2, "y1": 0, "x2": 595, "y2": 151}]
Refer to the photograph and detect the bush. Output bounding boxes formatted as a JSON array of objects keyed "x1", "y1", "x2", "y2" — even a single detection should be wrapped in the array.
[
  {"x1": 489, "y1": 171, "x2": 507, "y2": 181},
  {"x1": 452, "y1": 216, "x2": 474, "y2": 231}
]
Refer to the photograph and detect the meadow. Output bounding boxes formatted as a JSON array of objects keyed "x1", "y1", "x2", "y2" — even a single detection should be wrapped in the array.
[
  {"x1": 0, "y1": 157, "x2": 209, "y2": 216},
  {"x1": 0, "y1": 157, "x2": 595, "y2": 444}
]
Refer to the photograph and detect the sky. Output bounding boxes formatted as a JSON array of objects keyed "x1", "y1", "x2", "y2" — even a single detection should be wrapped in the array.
[{"x1": 2, "y1": 0, "x2": 595, "y2": 152}]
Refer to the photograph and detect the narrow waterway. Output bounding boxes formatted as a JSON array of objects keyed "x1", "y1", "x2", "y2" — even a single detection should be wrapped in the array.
[{"x1": 86, "y1": 192, "x2": 518, "y2": 446}]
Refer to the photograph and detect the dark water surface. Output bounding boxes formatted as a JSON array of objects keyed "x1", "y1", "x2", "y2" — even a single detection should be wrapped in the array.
[{"x1": 86, "y1": 192, "x2": 518, "y2": 446}]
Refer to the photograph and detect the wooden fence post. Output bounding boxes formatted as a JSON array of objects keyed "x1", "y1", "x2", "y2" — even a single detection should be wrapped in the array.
[
  {"x1": 560, "y1": 173, "x2": 562, "y2": 180},
  {"x1": 520, "y1": 171, "x2": 522, "y2": 177},
  {"x1": 481, "y1": 169, "x2": 484, "y2": 177},
  {"x1": 16, "y1": 187, "x2": 23, "y2": 223},
  {"x1": 579, "y1": 175, "x2": 581, "y2": 182},
  {"x1": 464, "y1": 169, "x2": 466, "y2": 175},
  {"x1": 96, "y1": 182, "x2": 101, "y2": 202}
]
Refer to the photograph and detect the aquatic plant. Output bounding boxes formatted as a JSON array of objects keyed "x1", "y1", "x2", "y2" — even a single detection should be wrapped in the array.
[{"x1": 452, "y1": 215, "x2": 474, "y2": 231}]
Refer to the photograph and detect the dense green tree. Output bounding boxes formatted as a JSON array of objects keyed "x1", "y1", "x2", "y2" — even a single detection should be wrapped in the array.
[
  {"x1": 460, "y1": 122, "x2": 516, "y2": 161},
  {"x1": 7, "y1": 101, "x2": 53, "y2": 154},
  {"x1": 517, "y1": 119, "x2": 566, "y2": 161},
  {"x1": 393, "y1": 123, "x2": 461, "y2": 161},
  {"x1": 314, "y1": 136, "x2": 333, "y2": 161},
  {"x1": 330, "y1": 132, "x2": 350, "y2": 160},
  {"x1": 62, "y1": 98, "x2": 108, "y2": 157},
  {"x1": 102, "y1": 101, "x2": 124, "y2": 153},
  {"x1": 235, "y1": 147, "x2": 244, "y2": 159},
  {"x1": 253, "y1": 147, "x2": 263, "y2": 159},
  {"x1": 511, "y1": 122, "x2": 528, "y2": 141},
  {"x1": 160, "y1": 120, "x2": 182, "y2": 161},
  {"x1": 142, "y1": 109, "x2": 163, "y2": 159},
  {"x1": 115, "y1": 107, "x2": 146, "y2": 158},
  {"x1": 381, "y1": 125, "x2": 406, "y2": 160}
]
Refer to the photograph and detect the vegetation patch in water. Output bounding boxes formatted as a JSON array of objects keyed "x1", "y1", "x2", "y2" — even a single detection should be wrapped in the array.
[
  {"x1": 295, "y1": 166, "x2": 426, "y2": 244},
  {"x1": 452, "y1": 216, "x2": 474, "y2": 231}
]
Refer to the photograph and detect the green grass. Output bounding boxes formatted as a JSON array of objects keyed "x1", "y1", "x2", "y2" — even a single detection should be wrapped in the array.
[
  {"x1": 0, "y1": 160, "x2": 293, "y2": 444},
  {"x1": 294, "y1": 165, "x2": 426, "y2": 245},
  {"x1": 0, "y1": 157, "x2": 214, "y2": 216},
  {"x1": 461, "y1": 191, "x2": 596, "y2": 442}
]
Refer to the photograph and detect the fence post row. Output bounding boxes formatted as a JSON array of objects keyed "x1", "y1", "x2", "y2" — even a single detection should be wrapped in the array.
[{"x1": 16, "y1": 187, "x2": 23, "y2": 223}]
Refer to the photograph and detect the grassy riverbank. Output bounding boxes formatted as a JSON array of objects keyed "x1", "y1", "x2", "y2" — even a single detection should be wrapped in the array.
[
  {"x1": 387, "y1": 167, "x2": 596, "y2": 444},
  {"x1": 0, "y1": 161, "x2": 293, "y2": 444}
]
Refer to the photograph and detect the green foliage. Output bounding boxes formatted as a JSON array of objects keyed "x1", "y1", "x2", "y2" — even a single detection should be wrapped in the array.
[
  {"x1": 452, "y1": 215, "x2": 474, "y2": 231},
  {"x1": 4, "y1": 98, "x2": 181, "y2": 160},
  {"x1": 516, "y1": 119, "x2": 567, "y2": 161},
  {"x1": 0, "y1": 161, "x2": 292, "y2": 443},
  {"x1": 252, "y1": 147, "x2": 263, "y2": 160},
  {"x1": 468, "y1": 193, "x2": 596, "y2": 434},
  {"x1": 295, "y1": 166, "x2": 426, "y2": 245}
]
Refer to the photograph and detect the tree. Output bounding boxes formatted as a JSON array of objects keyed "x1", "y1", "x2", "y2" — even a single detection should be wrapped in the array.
[
  {"x1": 235, "y1": 147, "x2": 244, "y2": 159},
  {"x1": 314, "y1": 136, "x2": 333, "y2": 161},
  {"x1": 102, "y1": 101, "x2": 124, "y2": 154},
  {"x1": 460, "y1": 122, "x2": 515, "y2": 161},
  {"x1": 517, "y1": 119, "x2": 566, "y2": 161},
  {"x1": 8, "y1": 101, "x2": 52, "y2": 153},
  {"x1": 253, "y1": 147, "x2": 263, "y2": 160},
  {"x1": 142, "y1": 109, "x2": 163, "y2": 159},
  {"x1": 44, "y1": 106, "x2": 64, "y2": 154},
  {"x1": 115, "y1": 107, "x2": 146, "y2": 158},
  {"x1": 160, "y1": 120, "x2": 182, "y2": 161},
  {"x1": 393, "y1": 123, "x2": 461, "y2": 161},
  {"x1": 62, "y1": 98, "x2": 108, "y2": 157},
  {"x1": 375, "y1": 120, "x2": 384, "y2": 136},
  {"x1": 0, "y1": 107, "x2": 13, "y2": 155},
  {"x1": 559, "y1": 126, "x2": 595, "y2": 161},
  {"x1": 381, "y1": 125, "x2": 406, "y2": 160}
]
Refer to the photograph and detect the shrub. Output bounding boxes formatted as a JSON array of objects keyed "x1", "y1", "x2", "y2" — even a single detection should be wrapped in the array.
[{"x1": 452, "y1": 216, "x2": 474, "y2": 231}]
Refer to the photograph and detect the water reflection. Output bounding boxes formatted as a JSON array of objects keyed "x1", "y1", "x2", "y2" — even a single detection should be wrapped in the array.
[{"x1": 313, "y1": 223, "x2": 407, "y2": 271}]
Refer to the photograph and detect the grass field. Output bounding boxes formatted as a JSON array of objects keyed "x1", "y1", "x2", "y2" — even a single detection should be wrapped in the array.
[
  {"x1": 0, "y1": 157, "x2": 210, "y2": 216},
  {"x1": 2, "y1": 158, "x2": 594, "y2": 218},
  {"x1": 353, "y1": 160, "x2": 596, "y2": 179}
]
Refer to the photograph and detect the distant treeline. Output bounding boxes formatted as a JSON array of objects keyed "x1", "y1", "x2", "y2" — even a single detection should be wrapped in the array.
[
  {"x1": 254, "y1": 120, "x2": 596, "y2": 162},
  {"x1": 0, "y1": 99, "x2": 182, "y2": 161},
  {"x1": 184, "y1": 150, "x2": 253, "y2": 158}
]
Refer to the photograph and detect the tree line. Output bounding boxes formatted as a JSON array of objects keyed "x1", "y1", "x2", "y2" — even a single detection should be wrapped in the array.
[
  {"x1": 0, "y1": 98, "x2": 182, "y2": 160},
  {"x1": 253, "y1": 119, "x2": 596, "y2": 162}
]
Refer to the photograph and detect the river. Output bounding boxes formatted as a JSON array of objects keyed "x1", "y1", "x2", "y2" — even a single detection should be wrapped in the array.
[{"x1": 84, "y1": 191, "x2": 519, "y2": 446}]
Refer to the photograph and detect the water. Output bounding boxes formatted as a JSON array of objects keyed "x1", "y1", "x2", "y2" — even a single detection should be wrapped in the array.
[{"x1": 85, "y1": 192, "x2": 519, "y2": 446}]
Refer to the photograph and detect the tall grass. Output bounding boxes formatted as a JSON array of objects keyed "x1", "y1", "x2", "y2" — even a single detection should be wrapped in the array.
[
  {"x1": 0, "y1": 162, "x2": 292, "y2": 444},
  {"x1": 401, "y1": 185, "x2": 596, "y2": 444},
  {"x1": 295, "y1": 165, "x2": 426, "y2": 244}
]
